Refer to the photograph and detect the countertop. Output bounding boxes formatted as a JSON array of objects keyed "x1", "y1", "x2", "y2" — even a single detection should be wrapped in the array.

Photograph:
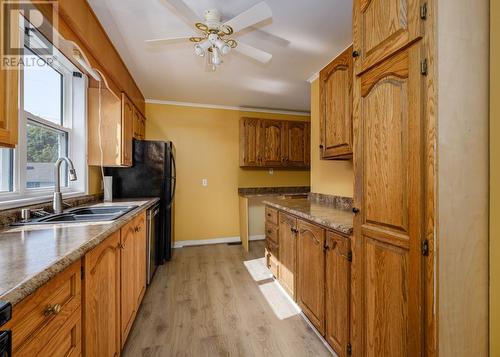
[
  {"x1": 263, "y1": 197, "x2": 354, "y2": 235},
  {"x1": 0, "y1": 198, "x2": 159, "y2": 305},
  {"x1": 238, "y1": 186, "x2": 310, "y2": 198}
]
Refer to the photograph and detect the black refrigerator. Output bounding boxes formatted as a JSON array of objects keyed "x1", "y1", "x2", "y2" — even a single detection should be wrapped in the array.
[{"x1": 105, "y1": 140, "x2": 176, "y2": 263}]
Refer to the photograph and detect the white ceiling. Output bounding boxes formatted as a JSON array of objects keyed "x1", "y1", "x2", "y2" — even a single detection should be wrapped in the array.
[{"x1": 87, "y1": 0, "x2": 352, "y2": 112}]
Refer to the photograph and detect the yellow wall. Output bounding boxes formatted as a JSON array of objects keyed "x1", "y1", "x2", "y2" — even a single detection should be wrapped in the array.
[
  {"x1": 310, "y1": 79, "x2": 354, "y2": 197},
  {"x1": 145, "y1": 103, "x2": 310, "y2": 242},
  {"x1": 88, "y1": 166, "x2": 102, "y2": 195},
  {"x1": 491, "y1": 0, "x2": 499, "y2": 354}
]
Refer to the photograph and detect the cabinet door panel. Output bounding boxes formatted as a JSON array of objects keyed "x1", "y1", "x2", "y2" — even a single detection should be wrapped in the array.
[
  {"x1": 352, "y1": 45, "x2": 423, "y2": 357},
  {"x1": 121, "y1": 93, "x2": 134, "y2": 166},
  {"x1": 120, "y1": 220, "x2": 137, "y2": 346},
  {"x1": 297, "y1": 219, "x2": 325, "y2": 334},
  {"x1": 239, "y1": 118, "x2": 261, "y2": 166},
  {"x1": 320, "y1": 46, "x2": 353, "y2": 159},
  {"x1": 134, "y1": 212, "x2": 147, "y2": 306},
  {"x1": 285, "y1": 122, "x2": 310, "y2": 167},
  {"x1": 84, "y1": 231, "x2": 120, "y2": 357},
  {"x1": 260, "y1": 120, "x2": 285, "y2": 167},
  {"x1": 325, "y1": 232, "x2": 351, "y2": 356},
  {"x1": 278, "y1": 212, "x2": 297, "y2": 299},
  {"x1": 353, "y1": 0, "x2": 422, "y2": 74}
]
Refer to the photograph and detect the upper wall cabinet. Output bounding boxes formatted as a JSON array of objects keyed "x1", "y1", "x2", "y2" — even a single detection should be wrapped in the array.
[
  {"x1": 0, "y1": 67, "x2": 18, "y2": 148},
  {"x1": 239, "y1": 117, "x2": 310, "y2": 169},
  {"x1": 88, "y1": 86, "x2": 135, "y2": 167},
  {"x1": 133, "y1": 106, "x2": 146, "y2": 140},
  {"x1": 353, "y1": 0, "x2": 423, "y2": 74},
  {"x1": 260, "y1": 120, "x2": 286, "y2": 167},
  {"x1": 319, "y1": 46, "x2": 353, "y2": 160}
]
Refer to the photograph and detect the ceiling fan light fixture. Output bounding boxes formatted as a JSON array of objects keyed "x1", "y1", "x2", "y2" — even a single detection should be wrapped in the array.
[
  {"x1": 194, "y1": 40, "x2": 211, "y2": 57},
  {"x1": 214, "y1": 38, "x2": 230, "y2": 55},
  {"x1": 211, "y1": 47, "x2": 222, "y2": 65}
]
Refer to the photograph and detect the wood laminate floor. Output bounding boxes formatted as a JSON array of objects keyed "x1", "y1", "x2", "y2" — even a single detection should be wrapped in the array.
[{"x1": 122, "y1": 241, "x2": 332, "y2": 357}]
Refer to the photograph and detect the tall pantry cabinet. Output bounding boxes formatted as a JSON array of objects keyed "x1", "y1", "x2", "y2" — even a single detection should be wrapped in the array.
[{"x1": 351, "y1": 0, "x2": 433, "y2": 356}]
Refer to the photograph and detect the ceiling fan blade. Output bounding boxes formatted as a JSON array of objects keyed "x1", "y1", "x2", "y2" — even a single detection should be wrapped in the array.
[
  {"x1": 146, "y1": 35, "x2": 192, "y2": 44},
  {"x1": 234, "y1": 42, "x2": 272, "y2": 63},
  {"x1": 161, "y1": 0, "x2": 200, "y2": 26},
  {"x1": 224, "y1": 2, "x2": 272, "y2": 34}
]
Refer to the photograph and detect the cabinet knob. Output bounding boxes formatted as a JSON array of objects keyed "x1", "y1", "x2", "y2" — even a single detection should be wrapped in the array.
[
  {"x1": 352, "y1": 207, "x2": 360, "y2": 213},
  {"x1": 118, "y1": 242, "x2": 125, "y2": 249},
  {"x1": 352, "y1": 50, "x2": 360, "y2": 58},
  {"x1": 319, "y1": 144, "x2": 324, "y2": 149},
  {"x1": 44, "y1": 303, "x2": 62, "y2": 316}
]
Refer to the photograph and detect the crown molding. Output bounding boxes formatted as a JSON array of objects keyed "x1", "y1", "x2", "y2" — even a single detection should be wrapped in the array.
[{"x1": 145, "y1": 99, "x2": 311, "y2": 116}]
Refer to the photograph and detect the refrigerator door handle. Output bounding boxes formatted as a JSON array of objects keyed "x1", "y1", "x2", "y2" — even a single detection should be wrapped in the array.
[{"x1": 167, "y1": 151, "x2": 177, "y2": 208}]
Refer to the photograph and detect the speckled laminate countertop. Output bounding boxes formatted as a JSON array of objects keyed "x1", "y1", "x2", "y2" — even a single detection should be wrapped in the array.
[
  {"x1": 238, "y1": 186, "x2": 310, "y2": 198},
  {"x1": 0, "y1": 198, "x2": 159, "y2": 305},
  {"x1": 263, "y1": 197, "x2": 354, "y2": 235}
]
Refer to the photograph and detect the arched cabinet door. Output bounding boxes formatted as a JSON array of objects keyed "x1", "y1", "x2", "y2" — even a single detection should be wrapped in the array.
[
  {"x1": 353, "y1": 0, "x2": 424, "y2": 74},
  {"x1": 352, "y1": 43, "x2": 424, "y2": 357}
]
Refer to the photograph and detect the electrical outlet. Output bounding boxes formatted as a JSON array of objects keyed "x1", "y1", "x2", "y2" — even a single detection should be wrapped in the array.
[
  {"x1": 202, "y1": 178, "x2": 208, "y2": 187},
  {"x1": 268, "y1": 168, "x2": 274, "y2": 175}
]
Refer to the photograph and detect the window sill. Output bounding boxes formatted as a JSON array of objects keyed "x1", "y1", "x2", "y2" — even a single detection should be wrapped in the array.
[{"x1": 0, "y1": 191, "x2": 87, "y2": 211}]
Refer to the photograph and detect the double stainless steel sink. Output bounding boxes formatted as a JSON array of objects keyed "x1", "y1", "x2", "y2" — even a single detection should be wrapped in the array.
[{"x1": 15, "y1": 205, "x2": 138, "y2": 225}]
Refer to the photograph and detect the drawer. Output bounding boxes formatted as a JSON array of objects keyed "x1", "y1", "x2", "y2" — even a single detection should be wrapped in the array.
[
  {"x1": 265, "y1": 248, "x2": 279, "y2": 278},
  {"x1": 265, "y1": 206, "x2": 278, "y2": 225},
  {"x1": 265, "y1": 222, "x2": 279, "y2": 244},
  {"x1": 4, "y1": 260, "x2": 81, "y2": 355}
]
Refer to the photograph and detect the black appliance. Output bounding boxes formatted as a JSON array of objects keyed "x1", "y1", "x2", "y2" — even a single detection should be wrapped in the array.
[
  {"x1": 105, "y1": 140, "x2": 176, "y2": 263},
  {"x1": 0, "y1": 301, "x2": 12, "y2": 357}
]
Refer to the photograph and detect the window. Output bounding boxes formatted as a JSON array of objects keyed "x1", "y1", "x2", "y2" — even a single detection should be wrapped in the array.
[{"x1": 0, "y1": 19, "x2": 88, "y2": 207}]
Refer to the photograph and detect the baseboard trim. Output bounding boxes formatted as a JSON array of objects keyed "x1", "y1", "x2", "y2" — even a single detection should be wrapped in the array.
[{"x1": 174, "y1": 235, "x2": 265, "y2": 248}]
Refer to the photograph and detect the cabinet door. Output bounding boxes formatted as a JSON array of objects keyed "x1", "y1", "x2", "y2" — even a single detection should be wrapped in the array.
[
  {"x1": 121, "y1": 93, "x2": 134, "y2": 166},
  {"x1": 278, "y1": 212, "x2": 297, "y2": 299},
  {"x1": 325, "y1": 232, "x2": 351, "y2": 356},
  {"x1": 84, "y1": 231, "x2": 121, "y2": 357},
  {"x1": 132, "y1": 106, "x2": 142, "y2": 139},
  {"x1": 0, "y1": 62, "x2": 19, "y2": 148},
  {"x1": 239, "y1": 118, "x2": 261, "y2": 167},
  {"x1": 120, "y1": 220, "x2": 137, "y2": 346},
  {"x1": 297, "y1": 219, "x2": 325, "y2": 334},
  {"x1": 320, "y1": 46, "x2": 353, "y2": 159},
  {"x1": 284, "y1": 121, "x2": 310, "y2": 168},
  {"x1": 353, "y1": 0, "x2": 423, "y2": 74},
  {"x1": 260, "y1": 120, "x2": 285, "y2": 167},
  {"x1": 134, "y1": 212, "x2": 147, "y2": 306},
  {"x1": 352, "y1": 44, "x2": 423, "y2": 356}
]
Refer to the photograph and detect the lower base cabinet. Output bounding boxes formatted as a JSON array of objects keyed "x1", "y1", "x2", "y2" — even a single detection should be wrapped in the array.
[
  {"x1": 325, "y1": 231, "x2": 351, "y2": 357},
  {"x1": 297, "y1": 219, "x2": 326, "y2": 335},
  {"x1": 84, "y1": 230, "x2": 121, "y2": 357},
  {"x1": 3, "y1": 261, "x2": 82, "y2": 357},
  {"x1": 278, "y1": 212, "x2": 297, "y2": 299}
]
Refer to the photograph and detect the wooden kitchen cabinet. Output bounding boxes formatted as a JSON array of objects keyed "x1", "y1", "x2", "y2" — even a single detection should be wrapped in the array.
[
  {"x1": 319, "y1": 46, "x2": 353, "y2": 159},
  {"x1": 239, "y1": 118, "x2": 310, "y2": 169},
  {"x1": 284, "y1": 121, "x2": 310, "y2": 168},
  {"x1": 0, "y1": 58, "x2": 19, "y2": 148},
  {"x1": 83, "y1": 230, "x2": 121, "y2": 357},
  {"x1": 240, "y1": 117, "x2": 261, "y2": 167},
  {"x1": 87, "y1": 88, "x2": 135, "y2": 167},
  {"x1": 3, "y1": 261, "x2": 82, "y2": 357},
  {"x1": 297, "y1": 219, "x2": 325, "y2": 335},
  {"x1": 133, "y1": 106, "x2": 146, "y2": 140},
  {"x1": 352, "y1": 0, "x2": 423, "y2": 74},
  {"x1": 352, "y1": 44, "x2": 424, "y2": 356},
  {"x1": 325, "y1": 231, "x2": 351, "y2": 357},
  {"x1": 278, "y1": 212, "x2": 297, "y2": 299},
  {"x1": 260, "y1": 119, "x2": 286, "y2": 167},
  {"x1": 120, "y1": 212, "x2": 147, "y2": 346}
]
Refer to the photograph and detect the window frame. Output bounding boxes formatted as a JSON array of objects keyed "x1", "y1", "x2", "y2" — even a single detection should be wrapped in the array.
[{"x1": 0, "y1": 18, "x2": 88, "y2": 209}]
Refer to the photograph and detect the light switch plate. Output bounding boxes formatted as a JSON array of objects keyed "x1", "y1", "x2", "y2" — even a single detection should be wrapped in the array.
[
  {"x1": 202, "y1": 178, "x2": 208, "y2": 187},
  {"x1": 268, "y1": 168, "x2": 274, "y2": 175}
]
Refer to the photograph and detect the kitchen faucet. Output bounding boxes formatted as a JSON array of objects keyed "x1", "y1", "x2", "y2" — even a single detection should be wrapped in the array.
[{"x1": 53, "y1": 157, "x2": 77, "y2": 214}]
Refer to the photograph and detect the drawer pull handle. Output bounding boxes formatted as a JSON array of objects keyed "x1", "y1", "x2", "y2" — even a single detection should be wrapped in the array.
[
  {"x1": 267, "y1": 229, "x2": 272, "y2": 234},
  {"x1": 44, "y1": 304, "x2": 62, "y2": 316},
  {"x1": 267, "y1": 213, "x2": 271, "y2": 217}
]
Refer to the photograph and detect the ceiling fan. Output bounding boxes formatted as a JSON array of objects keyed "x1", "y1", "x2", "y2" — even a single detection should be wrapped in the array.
[{"x1": 146, "y1": 0, "x2": 273, "y2": 71}]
